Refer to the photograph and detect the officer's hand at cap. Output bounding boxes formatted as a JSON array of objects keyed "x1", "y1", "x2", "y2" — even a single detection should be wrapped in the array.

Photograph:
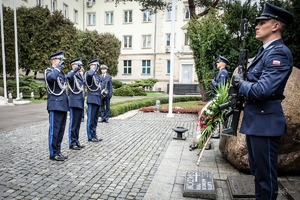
[
  {"x1": 232, "y1": 73, "x2": 244, "y2": 88},
  {"x1": 74, "y1": 65, "x2": 81, "y2": 72}
]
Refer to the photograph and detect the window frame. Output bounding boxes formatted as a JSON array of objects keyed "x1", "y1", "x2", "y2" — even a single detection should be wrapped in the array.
[
  {"x1": 63, "y1": 4, "x2": 68, "y2": 18},
  {"x1": 51, "y1": 0, "x2": 56, "y2": 12},
  {"x1": 123, "y1": 60, "x2": 132, "y2": 74},
  {"x1": 123, "y1": 36, "x2": 132, "y2": 48},
  {"x1": 143, "y1": 10, "x2": 152, "y2": 22},
  {"x1": 166, "y1": 60, "x2": 170, "y2": 74},
  {"x1": 74, "y1": 9, "x2": 78, "y2": 24},
  {"x1": 184, "y1": 6, "x2": 190, "y2": 20},
  {"x1": 124, "y1": 10, "x2": 132, "y2": 23},
  {"x1": 142, "y1": 35, "x2": 151, "y2": 48},
  {"x1": 142, "y1": 60, "x2": 151, "y2": 75},
  {"x1": 105, "y1": 11, "x2": 114, "y2": 25},
  {"x1": 87, "y1": 12, "x2": 96, "y2": 26}
]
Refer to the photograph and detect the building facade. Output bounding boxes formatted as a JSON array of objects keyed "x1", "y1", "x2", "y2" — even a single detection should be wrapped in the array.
[{"x1": 3, "y1": 0, "x2": 198, "y2": 92}]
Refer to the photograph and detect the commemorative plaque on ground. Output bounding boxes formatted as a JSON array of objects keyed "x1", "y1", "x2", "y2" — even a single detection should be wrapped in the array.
[
  {"x1": 227, "y1": 175, "x2": 255, "y2": 198},
  {"x1": 183, "y1": 171, "x2": 216, "y2": 199}
]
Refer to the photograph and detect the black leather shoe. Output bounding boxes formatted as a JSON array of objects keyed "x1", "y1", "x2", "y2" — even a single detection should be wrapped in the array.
[
  {"x1": 77, "y1": 144, "x2": 85, "y2": 149},
  {"x1": 49, "y1": 155, "x2": 65, "y2": 161},
  {"x1": 69, "y1": 145, "x2": 81, "y2": 150},
  {"x1": 88, "y1": 138, "x2": 99, "y2": 142},
  {"x1": 105, "y1": 120, "x2": 109, "y2": 123},
  {"x1": 59, "y1": 153, "x2": 68, "y2": 159}
]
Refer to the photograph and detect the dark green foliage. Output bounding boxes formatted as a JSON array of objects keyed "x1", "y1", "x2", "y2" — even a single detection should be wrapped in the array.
[
  {"x1": 112, "y1": 79, "x2": 123, "y2": 89},
  {"x1": 130, "y1": 78, "x2": 159, "y2": 88},
  {"x1": 1, "y1": 76, "x2": 46, "y2": 99},
  {"x1": 131, "y1": 87, "x2": 147, "y2": 96},
  {"x1": 113, "y1": 85, "x2": 135, "y2": 96},
  {"x1": 110, "y1": 96, "x2": 202, "y2": 117},
  {"x1": 77, "y1": 30, "x2": 121, "y2": 76}
]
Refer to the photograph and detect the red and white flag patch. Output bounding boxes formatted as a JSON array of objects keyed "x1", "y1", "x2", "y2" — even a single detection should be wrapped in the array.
[{"x1": 272, "y1": 60, "x2": 281, "y2": 66}]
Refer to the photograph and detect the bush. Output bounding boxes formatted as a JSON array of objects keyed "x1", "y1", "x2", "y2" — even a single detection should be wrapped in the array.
[
  {"x1": 1, "y1": 76, "x2": 46, "y2": 99},
  {"x1": 132, "y1": 87, "x2": 147, "y2": 96},
  {"x1": 112, "y1": 79, "x2": 123, "y2": 89},
  {"x1": 110, "y1": 96, "x2": 202, "y2": 117},
  {"x1": 113, "y1": 85, "x2": 134, "y2": 96}
]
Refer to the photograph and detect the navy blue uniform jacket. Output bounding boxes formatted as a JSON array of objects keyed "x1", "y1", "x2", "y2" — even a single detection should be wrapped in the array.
[
  {"x1": 45, "y1": 66, "x2": 69, "y2": 112},
  {"x1": 66, "y1": 70, "x2": 85, "y2": 109},
  {"x1": 238, "y1": 39, "x2": 293, "y2": 137},
  {"x1": 100, "y1": 74, "x2": 113, "y2": 98},
  {"x1": 85, "y1": 69, "x2": 101, "y2": 105},
  {"x1": 212, "y1": 68, "x2": 229, "y2": 87}
]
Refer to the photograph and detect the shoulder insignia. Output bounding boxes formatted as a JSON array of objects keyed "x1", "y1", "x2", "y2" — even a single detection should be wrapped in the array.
[{"x1": 274, "y1": 45, "x2": 283, "y2": 49}]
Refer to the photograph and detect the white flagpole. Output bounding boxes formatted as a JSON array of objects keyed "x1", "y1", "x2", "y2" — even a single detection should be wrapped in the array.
[
  {"x1": 167, "y1": 0, "x2": 176, "y2": 118},
  {"x1": 14, "y1": 0, "x2": 20, "y2": 100},
  {"x1": 0, "y1": 0, "x2": 7, "y2": 99}
]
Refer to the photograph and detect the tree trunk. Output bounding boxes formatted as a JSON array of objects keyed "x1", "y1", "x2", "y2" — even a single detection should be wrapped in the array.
[
  {"x1": 199, "y1": 83, "x2": 208, "y2": 102},
  {"x1": 25, "y1": 69, "x2": 30, "y2": 76},
  {"x1": 188, "y1": 0, "x2": 196, "y2": 18}
]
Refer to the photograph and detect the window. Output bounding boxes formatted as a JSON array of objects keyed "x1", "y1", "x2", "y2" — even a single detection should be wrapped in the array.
[
  {"x1": 166, "y1": 6, "x2": 177, "y2": 20},
  {"x1": 105, "y1": 12, "x2": 114, "y2": 24},
  {"x1": 142, "y1": 60, "x2": 151, "y2": 74},
  {"x1": 88, "y1": 13, "x2": 96, "y2": 26},
  {"x1": 124, "y1": 36, "x2": 132, "y2": 48},
  {"x1": 184, "y1": 6, "x2": 190, "y2": 19},
  {"x1": 166, "y1": 60, "x2": 170, "y2": 74},
  {"x1": 63, "y1": 4, "x2": 68, "y2": 18},
  {"x1": 184, "y1": 33, "x2": 190, "y2": 45},
  {"x1": 36, "y1": 0, "x2": 42, "y2": 6},
  {"x1": 74, "y1": 10, "x2": 78, "y2": 24},
  {"x1": 51, "y1": 0, "x2": 56, "y2": 12},
  {"x1": 123, "y1": 60, "x2": 132, "y2": 74},
  {"x1": 166, "y1": 33, "x2": 176, "y2": 46},
  {"x1": 166, "y1": 34, "x2": 171, "y2": 46},
  {"x1": 142, "y1": 35, "x2": 151, "y2": 48},
  {"x1": 124, "y1": 10, "x2": 132, "y2": 23},
  {"x1": 143, "y1": 10, "x2": 152, "y2": 22}
]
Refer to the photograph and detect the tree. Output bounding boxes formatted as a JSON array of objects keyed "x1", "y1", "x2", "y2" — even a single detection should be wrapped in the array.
[
  {"x1": 77, "y1": 30, "x2": 121, "y2": 77},
  {"x1": 187, "y1": 8, "x2": 230, "y2": 101},
  {"x1": 0, "y1": 6, "x2": 15, "y2": 75}
]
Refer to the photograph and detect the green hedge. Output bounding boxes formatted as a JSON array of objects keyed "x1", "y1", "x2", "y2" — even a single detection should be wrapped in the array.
[{"x1": 110, "y1": 96, "x2": 202, "y2": 117}]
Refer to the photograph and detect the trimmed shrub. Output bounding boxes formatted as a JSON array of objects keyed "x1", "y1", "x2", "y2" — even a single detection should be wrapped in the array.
[
  {"x1": 112, "y1": 79, "x2": 123, "y2": 89},
  {"x1": 132, "y1": 87, "x2": 147, "y2": 96},
  {"x1": 113, "y1": 85, "x2": 134, "y2": 96}
]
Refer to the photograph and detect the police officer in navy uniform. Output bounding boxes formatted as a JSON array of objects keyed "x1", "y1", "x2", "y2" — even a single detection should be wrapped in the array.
[
  {"x1": 211, "y1": 56, "x2": 229, "y2": 138},
  {"x1": 211, "y1": 56, "x2": 229, "y2": 88},
  {"x1": 85, "y1": 59, "x2": 102, "y2": 142},
  {"x1": 45, "y1": 51, "x2": 69, "y2": 161},
  {"x1": 99, "y1": 65, "x2": 113, "y2": 123},
  {"x1": 67, "y1": 57, "x2": 85, "y2": 150},
  {"x1": 232, "y1": 2, "x2": 294, "y2": 199}
]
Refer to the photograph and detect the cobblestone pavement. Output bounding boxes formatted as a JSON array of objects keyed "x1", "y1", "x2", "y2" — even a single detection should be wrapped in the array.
[{"x1": 0, "y1": 112, "x2": 198, "y2": 200}]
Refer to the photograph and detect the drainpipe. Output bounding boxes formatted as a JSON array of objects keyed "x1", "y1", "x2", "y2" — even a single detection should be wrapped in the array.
[{"x1": 153, "y1": 11, "x2": 157, "y2": 79}]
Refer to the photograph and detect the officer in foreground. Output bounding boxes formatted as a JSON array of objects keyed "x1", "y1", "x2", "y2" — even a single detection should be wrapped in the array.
[
  {"x1": 211, "y1": 56, "x2": 229, "y2": 139},
  {"x1": 67, "y1": 58, "x2": 85, "y2": 150},
  {"x1": 232, "y1": 2, "x2": 294, "y2": 199},
  {"x1": 45, "y1": 51, "x2": 69, "y2": 161},
  {"x1": 85, "y1": 59, "x2": 102, "y2": 142},
  {"x1": 99, "y1": 65, "x2": 113, "y2": 123}
]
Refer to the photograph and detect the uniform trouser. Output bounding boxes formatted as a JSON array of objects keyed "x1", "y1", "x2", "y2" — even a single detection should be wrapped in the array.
[
  {"x1": 87, "y1": 103, "x2": 100, "y2": 140},
  {"x1": 48, "y1": 110, "x2": 67, "y2": 157},
  {"x1": 246, "y1": 135, "x2": 281, "y2": 200},
  {"x1": 100, "y1": 97, "x2": 111, "y2": 121},
  {"x1": 68, "y1": 107, "x2": 83, "y2": 147}
]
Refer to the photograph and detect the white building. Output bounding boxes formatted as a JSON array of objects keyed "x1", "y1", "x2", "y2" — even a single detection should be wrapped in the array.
[{"x1": 2, "y1": 0, "x2": 199, "y2": 92}]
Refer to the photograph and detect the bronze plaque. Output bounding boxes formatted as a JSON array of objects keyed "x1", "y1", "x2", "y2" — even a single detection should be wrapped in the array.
[
  {"x1": 183, "y1": 171, "x2": 216, "y2": 199},
  {"x1": 227, "y1": 175, "x2": 255, "y2": 198}
]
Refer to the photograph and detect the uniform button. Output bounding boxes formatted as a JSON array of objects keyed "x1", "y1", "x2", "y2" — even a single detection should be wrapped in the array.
[{"x1": 261, "y1": 110, "x2": 264, "y2": 113}]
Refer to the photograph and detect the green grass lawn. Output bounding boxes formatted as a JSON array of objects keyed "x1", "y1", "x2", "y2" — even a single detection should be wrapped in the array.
[
  {"x1": 146, "y1": 92, "x2": 166, "y2": 97},
  {"x1": 29, "y1": 99, "x2": 46, "y2": 104}
]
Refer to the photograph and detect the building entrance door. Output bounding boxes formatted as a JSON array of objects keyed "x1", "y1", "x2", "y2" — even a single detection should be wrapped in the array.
[{"x1": 182, "y1": 64, "x2": 193, "y2": 84}]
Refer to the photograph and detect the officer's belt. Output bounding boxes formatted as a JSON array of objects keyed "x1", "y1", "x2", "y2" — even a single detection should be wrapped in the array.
[{"x1": 245, "y1": 94, "x2": 285, "y2": 103}]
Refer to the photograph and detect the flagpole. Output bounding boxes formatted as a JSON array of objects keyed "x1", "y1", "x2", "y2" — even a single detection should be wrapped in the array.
[
  {"x1": 167, "y1": 0, "x2": 176, "y2": 118},
  {"x1": 14, "y1": 0, "x2": 20, "y2": 100},
  {"x1": 0, "y1": 0, "x2": 7, "y2": 99}
]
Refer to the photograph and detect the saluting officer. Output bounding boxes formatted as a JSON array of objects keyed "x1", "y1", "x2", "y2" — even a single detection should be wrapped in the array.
[
  {"x1": 67, "y1": 57, "x2": 85, "y2": 150},
  {"x1": 45, "y1": 51, "x2": 69, "y2": 161},
  {"x1": 232, "y1": 2, "x2": 294, "y2": 199},
  {"x1": 85, "y1": 59, "x2": 102, "y2": 142},
  {"x1": 99, "y1": 65, "x2": 113, "y2": 123},
  {"x1": 211, "y1": 56, "x2": 229, "y2": 88}
]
